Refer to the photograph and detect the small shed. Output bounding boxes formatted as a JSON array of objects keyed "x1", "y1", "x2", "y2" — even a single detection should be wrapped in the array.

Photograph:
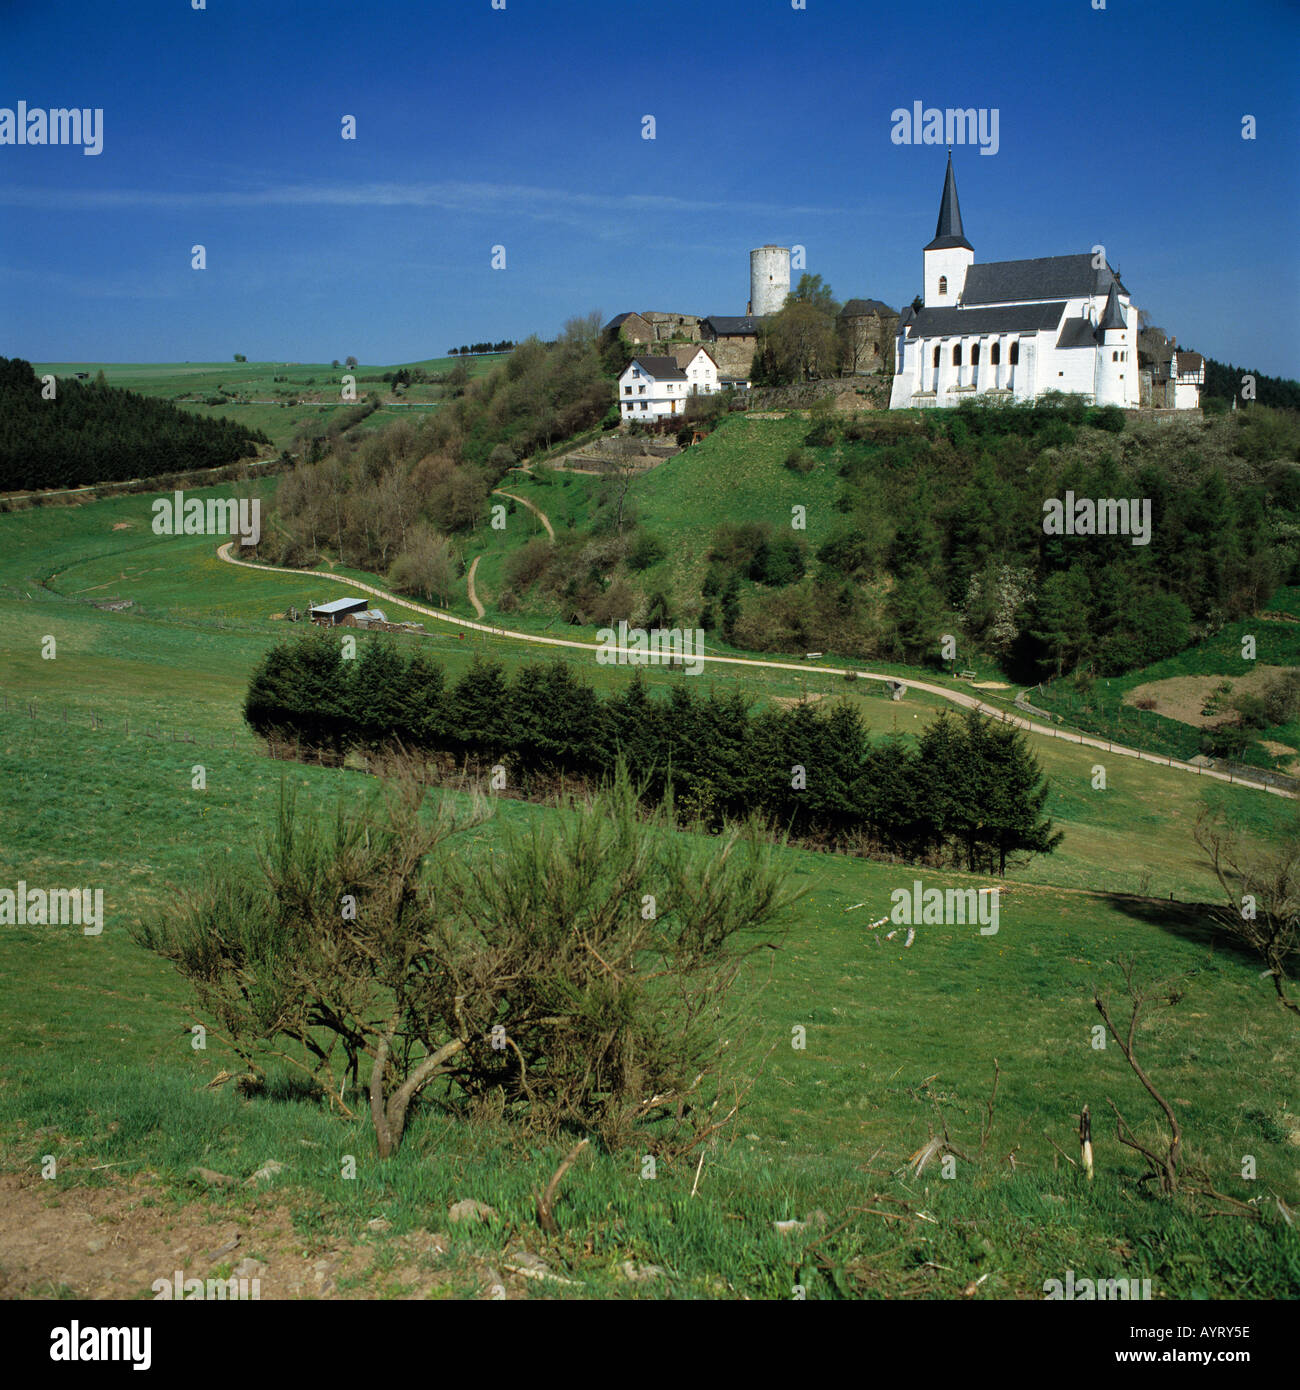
[{"x1": 310, "y1": 596, "x2": 369, "y2": 626}]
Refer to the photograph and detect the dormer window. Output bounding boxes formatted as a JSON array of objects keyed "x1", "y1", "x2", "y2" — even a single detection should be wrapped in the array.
[{"x1": 938, "y1": 276, "x2": 948, "y2": 295}]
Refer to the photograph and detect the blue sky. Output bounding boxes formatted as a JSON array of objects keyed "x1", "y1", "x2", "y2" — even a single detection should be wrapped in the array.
[{"x1": 2, "y1": 0, "x2": 1297, "y2": 375}]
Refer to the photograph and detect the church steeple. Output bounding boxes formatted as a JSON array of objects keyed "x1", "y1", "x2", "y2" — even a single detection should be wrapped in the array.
[
  {"x1": 925, "y1": 151, "x2": 973, "y2": 252},
  {"x1": 1098, "y1": 281, "x2": 1127, "y2": 331}
]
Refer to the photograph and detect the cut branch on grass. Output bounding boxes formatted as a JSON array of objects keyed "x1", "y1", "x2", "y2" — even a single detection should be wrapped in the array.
[
  {"x1": 1093, "y1": 955, "x2": 1192, "y2": 1194},
  {"x1": 535, "y1": 1137, "x2": 589, "y2": 1237},
  {"x1": 978, "y1": 1057, "x2": 1000, "y2": 1156}
]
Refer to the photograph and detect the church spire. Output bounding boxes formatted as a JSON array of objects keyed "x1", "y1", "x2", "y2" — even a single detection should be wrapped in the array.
[
  {"x1": 925, "y1": 150, "x2": 973, "y2": 252},
  {"x1": 1099, "y1": 280, "x2": 1127, "y2": 331}
]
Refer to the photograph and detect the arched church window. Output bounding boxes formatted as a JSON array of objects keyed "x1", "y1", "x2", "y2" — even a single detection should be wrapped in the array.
[
  {"x1": 938, "y1": 276, "x2": 948, "y2": 295},
  {"x1": 953, "y1": 344, "x2": 962, "y2": 366},
  {"x1": 991, "y1": 342, "x2": 1001, "y2": 365},
  {"x1": 1009, "y1": 341, "x2": 1019, "y2": 365},
  {"x1": 933, "y1": 345, "x2": 941, "y2": 368},
  {"x1": 971, "y1": 343, "x2": 980, "y2": 366}
]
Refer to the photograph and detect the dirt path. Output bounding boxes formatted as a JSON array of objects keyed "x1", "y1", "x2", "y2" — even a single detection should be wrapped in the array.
[
  {"x1": 216, "y1": 545, "x2": 1294, "y2": 800},
  {"x1": 492, "y1": 489, "x2": 554, "y2": 541},
  {"x1": 0, "y1": 1171, "x2": 552, "y2": 1300},
  {"x1": 466, "y1": 554, "x2": 485, "y2": 618}
]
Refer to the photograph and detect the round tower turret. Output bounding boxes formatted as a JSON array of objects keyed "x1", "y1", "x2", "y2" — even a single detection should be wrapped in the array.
[{"x1": 750, "y1": 246, "x2": 791, "y2": 317}]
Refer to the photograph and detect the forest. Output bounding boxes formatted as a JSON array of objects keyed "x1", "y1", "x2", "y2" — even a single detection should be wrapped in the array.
[{"x1": 0, "y1": 357, "x2": 269, "y2": 490}]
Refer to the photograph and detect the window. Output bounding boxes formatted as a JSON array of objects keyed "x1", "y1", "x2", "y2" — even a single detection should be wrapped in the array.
[
  {"x1": 638, "y1": 385, "x2": 645, "y2": 394},
  {"x1": 933, "y1": 345, "x2": 941, "y2": 368},
  {"x1": 1113, "y1": 351, "x2": 1118, "y2": 362},
  {"x1": 939, "y1": 276, "x2": 948, "y2": 295},
  {"x1": 971, "y1": 343, "x2": 980, "y2": 366},
  {"x1": 624, "y1": 386, "x2": 632, "y2": 395},
  {"x1": 1009, "y1": 341, "x2": 1019, "y2": 365},
  {"x1": 991, "y1": 342, "x2": 1001, "y2": 365},
  {"x1": 640, "y1": 402, "x2": 647, "y2": 411},
  {"x1": 953, "y1": 345, "x2": 962, "y2": 366}
]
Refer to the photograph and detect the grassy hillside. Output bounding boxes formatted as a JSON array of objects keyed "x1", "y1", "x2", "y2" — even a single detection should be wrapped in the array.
[
  {"x1": 2, "y1": 478, "x2": 1297, "y2": 1301},
  {"x1": 1, "y1": 707, "x2": 1297, "y2": 1299}
]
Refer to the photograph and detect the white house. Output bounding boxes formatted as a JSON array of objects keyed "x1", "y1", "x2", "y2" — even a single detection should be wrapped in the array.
[
  {"x1": 890, "y1": 155, "x2": 1141, "y2": 410},
  {"x1": 671, "y1": 345, "x2": 721, "y2": 393},
  {"x1": 619, "y1": 355, "x2": 696, "y2": 420},
  {"x1": 1173, "y1": 351, "x2": 1205, "y2": 409}
]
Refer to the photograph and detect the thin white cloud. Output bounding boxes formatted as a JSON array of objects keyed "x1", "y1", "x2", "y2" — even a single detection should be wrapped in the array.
[{"x1": 0, "y1": 178, "x2": 854, "y2": 220}]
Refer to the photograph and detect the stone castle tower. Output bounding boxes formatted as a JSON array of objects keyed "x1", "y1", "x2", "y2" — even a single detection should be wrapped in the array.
[{"x1": 749, "y1": 245, "x2": 790, "y2": 316}]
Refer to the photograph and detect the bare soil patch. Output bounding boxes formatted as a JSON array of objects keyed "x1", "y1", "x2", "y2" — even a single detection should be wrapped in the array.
[
  {"x1": 1124, "y1": 666, "x2": 1292, "y2": 728},
  {"x1": 0, "y1": 1172, "x2": 520, "y2": 1301}
]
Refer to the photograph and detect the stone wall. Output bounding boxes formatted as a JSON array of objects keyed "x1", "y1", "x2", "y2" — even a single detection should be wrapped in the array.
[{"x1": 746, "y1": 375, "x2": 892, "y2": 412}]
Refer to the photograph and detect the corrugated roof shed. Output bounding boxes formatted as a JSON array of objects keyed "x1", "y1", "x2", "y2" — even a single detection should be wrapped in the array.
[{"x1": 311, "y1": 596, "x2": 369, "y2": 615}]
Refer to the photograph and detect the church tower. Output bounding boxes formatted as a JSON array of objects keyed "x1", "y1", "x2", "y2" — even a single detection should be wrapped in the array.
[
  {"x1": 1094, "y1": 281, "x2": 1128, "y2": 406},
  {"x1": 923, "y1": 152, "x2": 974, "y2": 308}
]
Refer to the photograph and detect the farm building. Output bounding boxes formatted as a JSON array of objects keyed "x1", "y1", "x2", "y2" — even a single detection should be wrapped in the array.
[{"x1": 310, "y1": 596, "x2": 369, "y2": 625}]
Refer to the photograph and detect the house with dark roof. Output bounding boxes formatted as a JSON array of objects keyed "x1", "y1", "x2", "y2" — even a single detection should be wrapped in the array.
[
  {"x1": 1173, "y1": 351, "x2": 1205, "y2": 409},
  {"x1": 890, "y1": 155, "x2": 1141, "y2": 410},
  {"x1": 701, "y1": 315, "x2": 760, "y2": 342},
  {"x1": 618, "y1": 355, "x2": 694, "y2": 421}
]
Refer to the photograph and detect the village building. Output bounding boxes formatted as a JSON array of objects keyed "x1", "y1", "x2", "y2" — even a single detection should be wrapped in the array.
[
  {"x1": 603, "y1": 311, "x2": 652, "y2": 345},
  {"x1": 669, "y1": 344, "x2": 721, "y2": 392},
  {"x1": 889, "y1": 154, "x2": 1141, "y2": 410},
  {"x1": 838, "y1": 298, "x2": 898, "y2": 375},
  {"x1": 618, "y1": 355, "x2": 694, "y2": 420},
  {"x1": 1137, "y1": 327, "x2": 1204, "y2": 409},
  {"x1": 1173, "y1": 351, "x2": 1205, "y2": 408}
]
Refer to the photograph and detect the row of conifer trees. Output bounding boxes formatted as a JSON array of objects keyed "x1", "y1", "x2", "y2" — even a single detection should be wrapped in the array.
[{"x1": 244, "y1": 634, "x2": 1062, "y2": 874}]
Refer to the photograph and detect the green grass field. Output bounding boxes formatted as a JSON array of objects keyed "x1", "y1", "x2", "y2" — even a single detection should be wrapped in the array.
[
  {"x1": 1, "y1": 480, "x2": 1297, "y2": 1300},
  {"x1": 28, "y1": 355, "x2": 507, "y2": 452}
]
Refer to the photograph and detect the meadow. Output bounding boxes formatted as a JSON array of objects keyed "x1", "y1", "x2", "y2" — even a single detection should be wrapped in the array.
[
  {"x1": 0, "y1": 482, "x2": 1297, "y2": 1300},
  {"x1": 27, "y1": 355, "x2": 506, "y2": 453}
]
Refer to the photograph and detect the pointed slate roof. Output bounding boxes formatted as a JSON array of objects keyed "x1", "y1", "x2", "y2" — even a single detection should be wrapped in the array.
[
  {"x1": 1098, "y1": 281, "x2": 1127, "y2": 331},
  {"x1": 925, "y1": 153, "x2": 973, "y2": 252}
]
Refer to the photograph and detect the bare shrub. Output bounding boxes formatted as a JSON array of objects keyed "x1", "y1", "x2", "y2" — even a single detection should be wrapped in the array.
[{"x1": 135, "y1": 762, "x2": 797, "y2": 1157}]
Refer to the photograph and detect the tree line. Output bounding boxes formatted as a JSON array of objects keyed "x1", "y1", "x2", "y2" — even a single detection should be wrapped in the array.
[
  {"x1": 244, "y1": 635, "x2": 1062, "y2": 875},
  {"x1": 0, "y1": 358, "x2": 269, "y2": 490},
  {"x1": 448, "y1": 341, "x2": 516, "y2": 356}
]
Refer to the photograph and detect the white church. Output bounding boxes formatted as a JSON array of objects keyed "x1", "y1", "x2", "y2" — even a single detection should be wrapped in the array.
[{"x1": 889, "y1": 155, "x2": 1141, "y2": 410}]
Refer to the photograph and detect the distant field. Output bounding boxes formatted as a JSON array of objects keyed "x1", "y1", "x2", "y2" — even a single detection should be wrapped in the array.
[{"x1": 29, "y1": 355, "x2": 507, "y2": 451}]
